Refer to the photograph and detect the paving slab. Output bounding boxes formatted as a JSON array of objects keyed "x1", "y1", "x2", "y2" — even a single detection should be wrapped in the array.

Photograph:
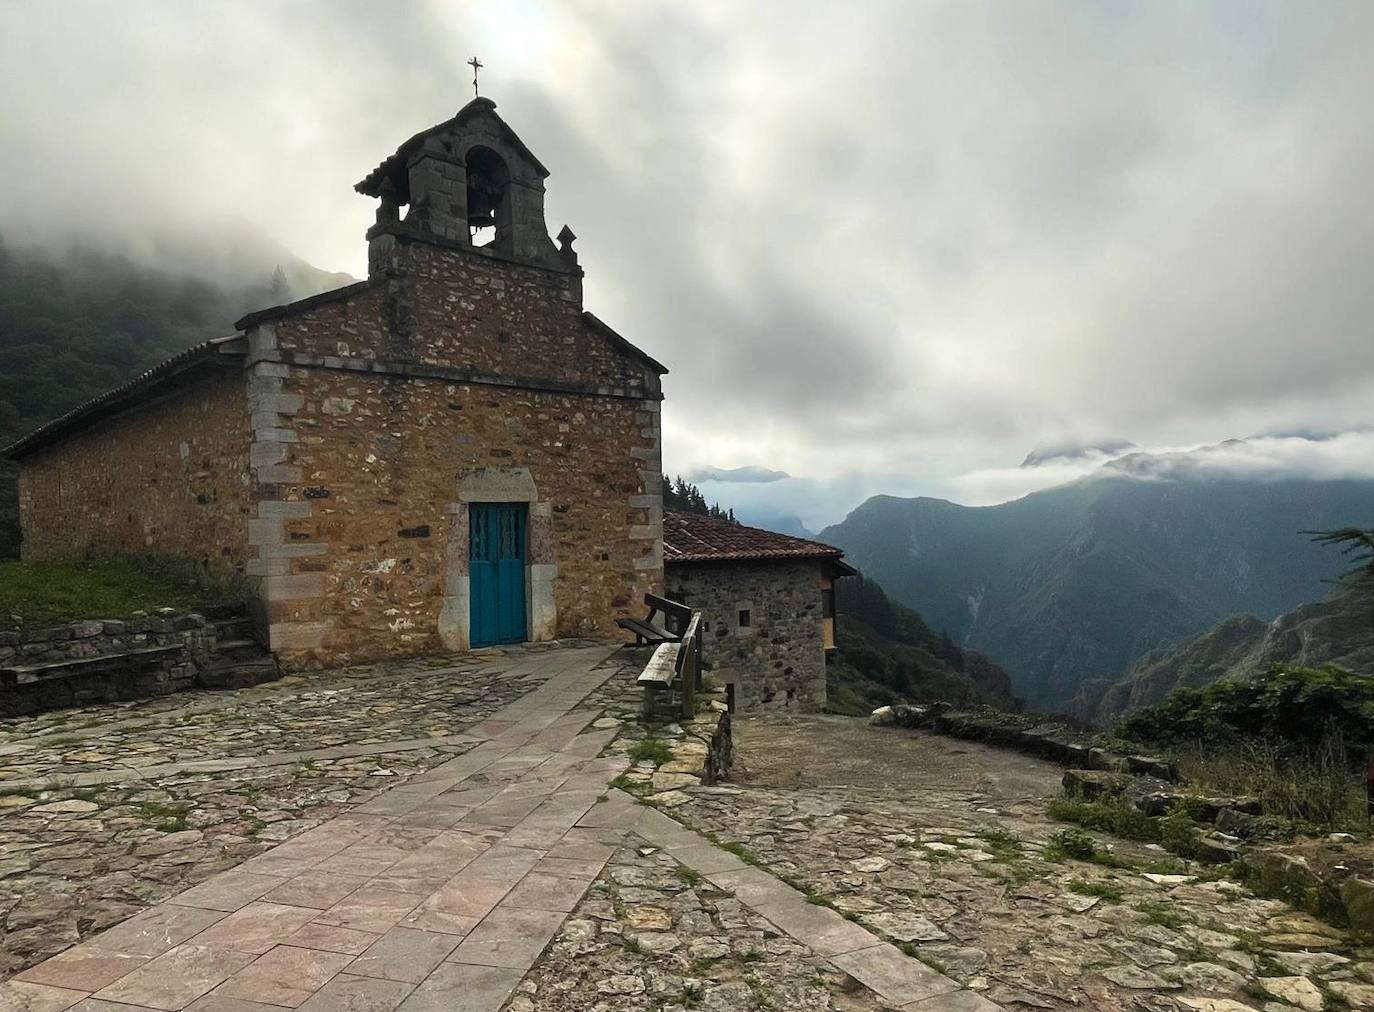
[
  {"x1": 212, "y1": 945, "x2": 353, "y2": 1008},
  {"x1": 346, "y1": 929, "x2": 459, "y2": 984},
  {"x1": 394, "y1": 963, "x2": 521, "y2": 1012},
  {"x1": 95, "y1": 944, "x2": 257, "y2": 1010},
  {"x1": 169, "y1": 873, "x2": 290, "y2": 914},
  {"x1": 447, "y1": 906, "x2": 566, "y2": 970},
  {"x1": 312, "y1": 888, "x2": 425, "y2": 935},
  {"x1": 90, "y1": 906, "x2": 228, "y2": 958},
  {"x1": 188, "y1": 903, "x2": 319, "y2": 956},
  {"x1": 14, "y1": 946, "x2": 149, "y2": 992},
  {"x1": 829, "y1": 943, "x2": 962, "y2": 1005},
  {"x1": 753, "y1": 899, "x2": 883, "y2": 957},
  {"x1": 294, "y1": 974, "x2": 413, "y2": 1012},
  {"x1": 0, "y1": 981, "x2": 91, "y2": 1012}
]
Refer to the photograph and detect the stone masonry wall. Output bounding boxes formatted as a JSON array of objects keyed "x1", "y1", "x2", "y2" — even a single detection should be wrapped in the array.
[
  {"x1": 17, "y1": 372, "x2": 253, "y2": 570},
  {"x1": 273, "y1": 239, "x2": 653, "y2": 397},
  {"x1": 251, "y1": 368, "x2": 660, "y2": 665},
  {"x1": 241, "y1": 239, "x2": 664, "y2": 667},
  {"x1": 665, "y1": 559, "x2": 827, "y2": 712},
  {"x1": 0, "y1": 609, "x2": 219, "y2": 717}
]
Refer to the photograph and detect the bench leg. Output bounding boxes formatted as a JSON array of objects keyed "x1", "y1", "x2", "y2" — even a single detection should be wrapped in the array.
[{"x1": 641, "y1": 685, "x2": 662, "y2": 721}]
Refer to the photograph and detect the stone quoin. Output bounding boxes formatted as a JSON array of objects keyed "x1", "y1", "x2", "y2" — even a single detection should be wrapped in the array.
[{"x1": 3, "y1": 97, "x2": 668, "y2": 668}]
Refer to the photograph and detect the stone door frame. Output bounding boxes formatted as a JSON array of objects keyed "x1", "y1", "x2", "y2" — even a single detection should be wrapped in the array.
[{"x1": 439, "y1": 467, "x2": 556, "y2": 651}]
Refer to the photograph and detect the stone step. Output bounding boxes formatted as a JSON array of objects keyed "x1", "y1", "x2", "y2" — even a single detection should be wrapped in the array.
[
  {"x1": 194, "y1": 657, "x2": 281, "y2": 691},
  {"x1": 213, "y1": 637, "x2": 266, "y2": 659},
  {"x1": 211, "y1": 617, "x2": 256, "y2": 641}
]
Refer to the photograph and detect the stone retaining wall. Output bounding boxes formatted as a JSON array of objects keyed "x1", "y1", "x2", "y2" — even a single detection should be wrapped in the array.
[
  {"x1": 871, "y1": 703, "x2": 1178, "y2": 780},
  {"x1": 0, "y1": 609, "x2": 226, "y2": 717}
]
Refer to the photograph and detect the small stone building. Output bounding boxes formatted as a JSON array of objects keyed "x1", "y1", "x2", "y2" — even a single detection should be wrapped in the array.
[
  {"x1": 4, "y1": 98, "x2": 667, "y2": 667},
  {"x1": 663, "y1": 511, "x2": 855, "y2": 711}
]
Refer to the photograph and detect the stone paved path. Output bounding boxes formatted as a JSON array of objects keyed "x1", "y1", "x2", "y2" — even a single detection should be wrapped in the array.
[
  {"x1": 1, "y1": 647, "x2": 992, "y2": 1012},
  {"x1": 0, "y1": 649, "x2": 575, "y2": 976}
]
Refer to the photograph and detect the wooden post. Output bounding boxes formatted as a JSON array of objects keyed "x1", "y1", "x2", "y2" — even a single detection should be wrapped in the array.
[{"x1": 680, "y1": 632, "x2": 697, "y2": 720}]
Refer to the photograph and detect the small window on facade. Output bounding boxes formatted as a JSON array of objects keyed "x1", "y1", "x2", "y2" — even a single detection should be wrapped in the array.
[
  {"x1": 703, "y1": 621, "x2": 711, "y2": 632},
  {"x1": 738, "y1": 609, "x2": 751, "y2": 628},
  {"x1": 822, "y1": 588, "x2": 835, "y2": 619}
]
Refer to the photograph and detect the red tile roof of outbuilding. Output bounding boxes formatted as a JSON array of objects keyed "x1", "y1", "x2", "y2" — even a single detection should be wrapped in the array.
[{"x1": 663, "y1": 510, "x2": 849, "y2": 565}]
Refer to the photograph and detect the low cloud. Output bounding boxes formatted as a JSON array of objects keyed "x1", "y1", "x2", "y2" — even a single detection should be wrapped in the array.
[
  {"x1": 686, "y1": 464, "x2": 790, "y2": 484},
  {"x1": 941, "y1": 432, "x2": 1374, "y2": 509}
]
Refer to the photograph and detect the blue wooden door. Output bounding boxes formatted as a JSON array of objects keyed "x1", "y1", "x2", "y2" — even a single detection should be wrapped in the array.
[{"x1": 469, "y1": 503, "x2": 527, "y2": 647}]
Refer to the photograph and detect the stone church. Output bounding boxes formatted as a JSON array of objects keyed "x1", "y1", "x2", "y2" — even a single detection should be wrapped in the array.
[{"x1": 4, "y1": 98, "x2": 667, "y2": 667}]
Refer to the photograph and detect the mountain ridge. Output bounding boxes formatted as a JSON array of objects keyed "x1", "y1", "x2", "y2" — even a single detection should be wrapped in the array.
[
  {"x1": 819, "y1": 462, "x2": 1374, "y2": 709},
  {"x1": 1078, "y1": 590, "x2": 1374, "y2": 725}
]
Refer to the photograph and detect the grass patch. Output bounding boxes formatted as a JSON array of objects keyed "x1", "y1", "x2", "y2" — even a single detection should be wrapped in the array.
[
  {"x1": 1043, "y1": 827, "x2": 1131, "y2": 868},
  {"x1": 627, "y1": 736, "x2": 675, "y2": 766},
  {"x1": 1069, "y1": 878, "x2": 1124, "y2": 903},
  {"x1": 609, "y1": 773, "x2": 649, "y2": 797},
  {"x1": 1133, "y1": 899, "x2": 1186, "y2": 930},
  {"x1": 1048, "y1": 796, "x2": 1161, "y2": 843},
  {"x1": 0, "y1": 555, "x2": 246, "y2": 624},
  {"x1": 977, "y1": 826, "x2": 1023, "y2": 860},
  {"x1": 134, "y1": 800, "x2": 192, "y2": 832}
]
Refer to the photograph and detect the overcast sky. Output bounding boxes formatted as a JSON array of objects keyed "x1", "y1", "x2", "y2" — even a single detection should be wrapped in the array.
[{"x1": 3, "y1": 1, "x2": 1373, "y2": 528}]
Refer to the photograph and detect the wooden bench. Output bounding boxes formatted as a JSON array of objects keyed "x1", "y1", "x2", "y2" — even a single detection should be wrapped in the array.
[
  {"x1": 0, "y1": 645, "x2": 184, "y2": 690},
  {"x1": 617, "y1": 592, "x2": 692, "y2": 646},
  {"x1": 636, "y1": 612, "x2": 703, "y2": 719}
]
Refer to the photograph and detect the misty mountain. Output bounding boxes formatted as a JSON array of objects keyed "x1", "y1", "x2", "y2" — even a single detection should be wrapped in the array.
[
  {"x1": 819, "y1": 459, "x2": 1374, "y2": 710},
  {"x1": 1079, "y1": 590, "x2": 1374, "y2": 726},
  {"x1": 0, "y1": 229, "x2": 353, "y2": 556},
  {"x1": 827, "y1": 574, "x2": 1019, "y2": 715},
  {"x1": 736, "y1": 512, "x2": 814, "y2": 539},
  {"x1": 1021, "y1": 438, "x2": 1137, "y2": 468}
]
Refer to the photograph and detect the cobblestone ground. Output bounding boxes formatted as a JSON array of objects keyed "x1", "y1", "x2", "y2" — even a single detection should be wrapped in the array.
[
  {"x1": 661, "y1": 714, "x2": 1374, "y2": 1012},
  {"x1": 0, "y1": 643, "x2": 617, "y2": 979},
  {"x1": 513, "y1": 838, "x2": 893, "y2": 1012}
]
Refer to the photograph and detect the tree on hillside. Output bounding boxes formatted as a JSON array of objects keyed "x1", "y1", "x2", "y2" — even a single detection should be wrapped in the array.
[
  {"x1": 269, "y1": 265, "x2": 291, "y2": 305},
  {"x1": 661, "y1": 474, "x2": 736, "y2": 522},
  {"x1": 1311, "y1": 527, "x2": 1374, "y2": 610}
]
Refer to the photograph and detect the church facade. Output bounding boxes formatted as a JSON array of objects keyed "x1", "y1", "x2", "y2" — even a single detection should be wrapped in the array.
[{"x1": 5, "y1": 98, "x2": 667, "y2": 667}]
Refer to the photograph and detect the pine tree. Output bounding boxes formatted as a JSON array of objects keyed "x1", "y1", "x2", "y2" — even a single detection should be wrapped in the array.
[
  {"x1": 269, "y1": 264, "x2": 291, "y2": 304},
  {"x1": 1311, "y1": 527, "x2": 1374, "y2": 609}
]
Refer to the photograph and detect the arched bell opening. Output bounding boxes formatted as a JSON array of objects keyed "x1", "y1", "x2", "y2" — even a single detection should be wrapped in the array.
[{"x1": 465, "y1": 145, "x2": 511, "y2": 249}]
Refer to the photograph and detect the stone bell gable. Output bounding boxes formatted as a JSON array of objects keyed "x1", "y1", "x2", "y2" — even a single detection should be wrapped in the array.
[
  {"x1": 357, "y1": 96, "x2": 564, "y2": 269},
  {"x1": 6, "y1": 98, "x2": 667, "y2": 669}
]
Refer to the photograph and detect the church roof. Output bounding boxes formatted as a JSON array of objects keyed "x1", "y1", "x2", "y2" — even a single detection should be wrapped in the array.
[
  {"x1": 663, "y1": 510, "x2": 853, "y2": 569},
  {"x1": 582, "y1": 312, "x2": 668, "y2": 375},
  {"x1": 355, "y1": 97, "x2": 549, "y2": 198},
  {"x1": 2, "y1": 335, "x2": 246, "y2": 460}
]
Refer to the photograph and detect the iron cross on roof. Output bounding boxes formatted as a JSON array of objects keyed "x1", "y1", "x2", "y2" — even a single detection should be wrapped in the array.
[{"x1": 468, "y1": 56, "x2": 483, "y2": 97}]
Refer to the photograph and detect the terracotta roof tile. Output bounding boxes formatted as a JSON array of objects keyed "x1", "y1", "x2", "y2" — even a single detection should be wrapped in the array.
[{"x1": 663, "y1": 510, "x2": 847, "y2": 564}]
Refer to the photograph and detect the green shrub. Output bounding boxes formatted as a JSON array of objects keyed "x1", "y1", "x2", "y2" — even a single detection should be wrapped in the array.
[
  {"x1": 1158, "y1": 802, "x2": 1201, "y2": 858},
  {"x1": 1118, "y1": 664, "x2": 1374, "y2": 759},
  {"x1": 1047, "y1": 827, "x2": 1099, "y2": 861}
]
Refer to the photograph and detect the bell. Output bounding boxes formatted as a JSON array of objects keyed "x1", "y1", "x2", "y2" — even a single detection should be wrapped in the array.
[{"x1": 467, "y1": 174, "x2": 499, "y2": 229}]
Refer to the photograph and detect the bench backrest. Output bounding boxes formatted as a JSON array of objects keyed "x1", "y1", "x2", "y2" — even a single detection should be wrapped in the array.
[
  {"x1": 675, "y1": 613, "x2": 703, "y2": 717},
  {"x1": 646, "y1": 592, "x2": 693, "y2": 637}
]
